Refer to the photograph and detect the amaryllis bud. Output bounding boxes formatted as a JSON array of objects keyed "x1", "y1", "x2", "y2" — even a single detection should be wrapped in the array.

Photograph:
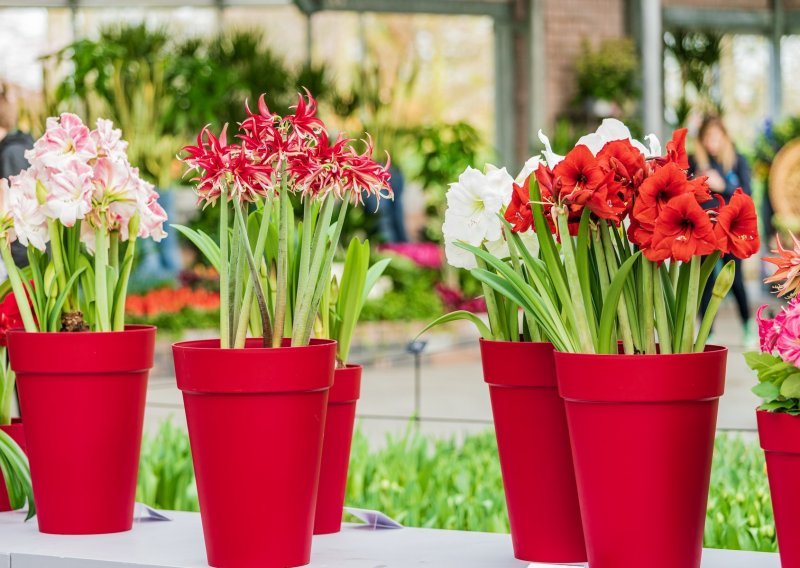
[{"x1": 712, "y1": 260, "x2": 736, "y2": 300}]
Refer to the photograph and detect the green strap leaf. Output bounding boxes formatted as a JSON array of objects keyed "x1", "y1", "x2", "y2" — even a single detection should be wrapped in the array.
[
  {"x1": 171, "y1": 224, "x2": 221, "y2": 272},
  {"x1": 598, "y1": 251, "x2": 642, "y2": 354},
  {"x1": 415, "y1": 309, "x2": 493, "y2": 340}
]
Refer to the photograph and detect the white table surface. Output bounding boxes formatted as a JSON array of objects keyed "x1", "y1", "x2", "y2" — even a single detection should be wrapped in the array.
[{"x1": 0, "y1": 510, "x2": 780, "y2": 567}]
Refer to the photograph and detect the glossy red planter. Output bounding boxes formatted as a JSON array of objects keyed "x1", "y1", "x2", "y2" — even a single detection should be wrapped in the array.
[
  {"x1": 758, "y1": 409, "x2": 800, "y2": 567},
  {"x1": 174, "y1": 338, "x2": 335, "y2": 568},
  {"x1": 314, "y1": 364, "x2": 361, "y2": 535},
  {"x1": 479, "y1": 339, "x2": 586, "y2": 563},
  {"x1": 555, "y1": 345, "x2": 726, "y2": 568},
  {"x1": 8, "y1": 325, "x2": 155, "y2": 534},
  {"x1": 0, "y1": 419, "x2": 25, "y2": 511}
]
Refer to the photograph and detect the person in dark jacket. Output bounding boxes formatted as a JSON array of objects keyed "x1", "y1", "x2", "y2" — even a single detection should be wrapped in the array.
[
  {"x1": 0, "y1": 84, "x2": 33, "y2": 268},
  {"x1": 690, "y1": 115, "x2": 756, "y2": 348}
]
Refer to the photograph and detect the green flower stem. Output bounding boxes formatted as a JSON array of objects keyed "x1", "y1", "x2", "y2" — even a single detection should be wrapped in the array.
[
  {"x1": 234, "y1": 203, "x2": 273, "y2": 348},
  {"x1": 112, "y1": 234, "x2": 136, "y2": 331},
  {"x1": 653, "y1": 263, "x2": 672, "y2": 354},
  {"x1": 233, "y1": 201, "x2": 272, "y2": 348},
  {"x1": 681, "y1": 255, "x2": 701, "y2": 353},
  {"x1": 273, "y1": 185, "x2": 290, "y2": 348},
  {"x1": 503, "y1": 225, "x2": 524, "y2": 341},
  {"x1": 296, "y1": 198, "x2": 313, "y2": 302},
  {"x1": 0, "y1": 349, "x2": 13, "y2": 426},
  {"x1": 47, "y1": 221, "x2": 72, "y2": 311},
  {"x1": 0, "y1": 241, "x2": 36, "y2": 332},
  {"x1": 219, "y1": 187, "x2": 230, "y2": 348},
  {"x1": 557, "y1": 211, "x2": 594, "y2": 353},
  {"x1": 695, "y1": 260, "x2": 735, "y2": 352},
  {"x1": 641, "y1": 259, "x2": 656, "y2": 354},
  {"x1": 290, "y1": 195, "x2": 334, "y2": 346},
  {"x1": 476, "y1": 256, "x2": 503, "y2": 341},
  {"x1": 600, "y1": 222, "x2": 638, "y2": 353},
  {"x1": 595, "y1": 226, "x2": 633, "y2": 354},
  {"x1": 109, "y1": 231, "x2": 119, "y2": 272},
  {"x1": 94, "y1": 222, "x2": 111, "y2": 332}
]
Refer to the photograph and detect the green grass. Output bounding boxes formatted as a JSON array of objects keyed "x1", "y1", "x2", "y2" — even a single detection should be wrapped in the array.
[{"x1": 136, "y1": 422, "x2": 776, "y2": 552}]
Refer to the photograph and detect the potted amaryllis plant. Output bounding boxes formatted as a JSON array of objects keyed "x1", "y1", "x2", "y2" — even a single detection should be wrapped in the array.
[
  {"x1": 0, "y1": 291, "x2": 33, "y2": 517},
  {"x1": 419, "y1": 164, "x2": 586, "y2": 564},
  {"x1": 174, "y1": 92, "x2": 391, "y2": 568},
  {"x1": 313, "y1": 239, "x2": 390, "y2": 535},
  {"x1": 747, "y1": 235, "x2": 800, "y2": 567},
  {"x1": 0, "y1": 113, "x2": 166, "y2": 535},
  {"x1": 447, "y1": 119, "x2": 759, "y2": 568}
]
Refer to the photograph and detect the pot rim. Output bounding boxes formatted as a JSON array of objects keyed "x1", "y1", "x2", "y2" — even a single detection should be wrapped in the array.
[
  {"x1": 173, "y1": 337, "x2": 336, "y2": 353},
  {"x1": 6, "y1": 324, "x2": 155, "y2": 338},
  {"x1": 553, "y1": 344, "x2": 727, "y2": 360}
]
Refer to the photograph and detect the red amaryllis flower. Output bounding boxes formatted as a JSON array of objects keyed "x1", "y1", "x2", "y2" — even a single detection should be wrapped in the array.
[
  {"x1": 646, "y1": 192, "x2": 718, "y2": 262},
  {"x1": 597, "y1": 139, "x2": 646, "y2": 214},
  {"x1": 651, "y1": 128, "x2": 690, "y2": 170},
  {"x1": 633, "y1": 163, "x2": 708, "y2": 227},
  {"x1": 504, "y1": 176, "x2": 533, "y2": 232},
  {"x1": 0, "y1": 293, "x2": 22, "y2": 347},
  {"x1": 714, "y1": 189, "x2": 760, "y2": 259},
  {"x1": 764, "y1": 234, "x2": 800, "y2": 297},
  {"x1": 533, "y1": 164, "x2": 579, "y2": 237},
  {"x1": 182, "y1": 125, "x2": 272, "y2": 204},
  {"x1": 553, "y1": 145, "x2": 606, "y2": 198}
]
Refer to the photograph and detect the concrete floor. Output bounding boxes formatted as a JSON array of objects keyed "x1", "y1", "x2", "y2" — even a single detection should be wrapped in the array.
[{"x1": 143, "y1": 297, "x2": 765, "y2": 446}]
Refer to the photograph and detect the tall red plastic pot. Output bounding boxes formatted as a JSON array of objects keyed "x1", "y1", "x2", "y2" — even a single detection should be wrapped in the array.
[
  {"x1": 0, "y1": 419, "x2": 25, "y2": 511},
  {"x1": 758, "y1": 409, "x2": 800, "y2": 568},
  {"x1": 314, "y1": 364, "x2": 361, "y2": 535},
  {"x1": 479, "y1": 339, "x2": 586, "y2": 563},
  {"x1": 555, "y1": 346, "x2": 726, "y2": 568},
  {"x1": 173, "y1": 338, "x2": 335, "y2": 568},
  {"x1": 7, "y1": 325, "x2": 155, "y2": 535}
]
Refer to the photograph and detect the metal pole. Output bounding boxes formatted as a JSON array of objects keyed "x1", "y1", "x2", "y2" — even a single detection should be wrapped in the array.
[
  {"x1": 406, "y1": 340, "x2": 427, "y2": 429},
  {"x1": 769, "y1": 0, "x2": 784, "y2": 120},
  {"x1": 640, "y1": 0, "x2": 663, "y2": 138},
  {"x1": 493, "y1": 18, "x2": 515, "y2": 169}
]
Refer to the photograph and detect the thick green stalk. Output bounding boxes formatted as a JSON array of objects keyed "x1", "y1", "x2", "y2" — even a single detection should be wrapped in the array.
[
  {"x1": 641, "y1": 259, "x2": 656, "y2": 354},
  {"x1": 109, "y1": 232, "x2": 120, "y2": 272},
  {"x1": 112, "y1": 236, "x2": 136, "y2": 331},
  {"x1": 291, "y1": 196, "x2": 334, "y2": 345},
  {"x1": 233, "y1": 202, "x2": 272, "y2": 348},
  {"x1": 653, "y1": 264, "x2": 672, "y2": 354},
  {"x1": 233, "y1": 203, "x2": 274, "y2": 347},
  {"x1": 219, "y1": 187, "x2": 230, "y2": 348},
  {"x1": 94, "y1": 223, "x2": 111, "y2": 332},
  {"x1": 0, "y1": 241, "x2": 37, "y2": 332},
  {"x1": 296, "y1": 198, "x2": 313, "y2": 301},
  {"x1": 556, "y1": 211, "x2": 594, "y2": 353},
  {"x1": 0, "y1": 349, "x2": 13, "y2": 425},
  {"x1": 681, "y1": 256, "x2": 701, "y2": 353},
  {"x1": 695, "y1": 261, "x2": 735, "y2": 352},
  {"x1": 48, "y1": 221, "x2": 72, "y2": 311},
  {"x1": 601, "y1": 222, "x2": 639, "y2": 353},
  {"x1": 595, "y1": 227, "x2": 633, "y2": 354},
  {"x1": 272, "y1": 186, "x2": 290, "y2": 348},
  {"x1": 476, "y1": 256, "x2": 503, "y2": 340}
]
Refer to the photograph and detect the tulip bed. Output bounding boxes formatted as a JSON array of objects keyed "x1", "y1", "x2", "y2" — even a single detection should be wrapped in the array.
[{"x1": 136, "y1": 422, "x2": 775, "y2": 552}]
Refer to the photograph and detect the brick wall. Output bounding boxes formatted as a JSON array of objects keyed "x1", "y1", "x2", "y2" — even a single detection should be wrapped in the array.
[{"x1": 543, "y1": 0, "x2": 626, "y2": 126}]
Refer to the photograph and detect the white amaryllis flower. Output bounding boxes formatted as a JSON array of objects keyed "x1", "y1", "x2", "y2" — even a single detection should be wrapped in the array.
[
  {"x1": 538, "y1": 118, "x2": 661, "y2": 168},
  {"x1": 7, "y1": 170, "x2": 49, "y2": 251},
  {"x1": 133, "y1": 179, "x2": 167, "y2": 242},
  {"x1": 42, "y1": 159, "x2": 93, "y2": 227},
  {"x1": 91, "y1": 118, "x2": 129, "y2": 162},
  {"x1": 516, "y1": 155, "x2": 541, "y2": 184},
  {"x1": 443, "y1": 165, "x2": 514, "y2": 269}
]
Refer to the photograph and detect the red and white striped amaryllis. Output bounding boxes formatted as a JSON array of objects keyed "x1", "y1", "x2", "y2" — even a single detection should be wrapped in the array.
[{"x1": 183, "y1": 92, "x2": 392, "y2": 205}]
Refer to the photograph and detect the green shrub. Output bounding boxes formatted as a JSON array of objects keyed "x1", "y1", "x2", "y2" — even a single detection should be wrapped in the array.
[{"x1": 136, "y1": 423, "x2": 776, "y2": 552}]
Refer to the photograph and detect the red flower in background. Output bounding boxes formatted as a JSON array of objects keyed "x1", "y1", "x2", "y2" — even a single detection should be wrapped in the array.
[
  {"x1": 0, "y1": 293, "x2": 24, "y2": 347},
  {"x1": 714, "y1": 189, "x2": 760, "y2": 259},
  {"x1": 504, "y1": 177, "x2": 533, "y2": 232},
  {"x1": 646, "y1": 193, "x2": 718, "y2": 262},
  {"x1": 651, "y1": 128, "x2": 690, "y2": 170}
]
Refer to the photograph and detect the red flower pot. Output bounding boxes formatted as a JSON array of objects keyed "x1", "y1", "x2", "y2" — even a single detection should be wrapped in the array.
[
  {"x1": 314, "y1": 364, "x2": 361, "y2": 535},
  {"x1": 0, "y1": 419, "x2": 25, "y2": 512},
  {"x1": 555, "y1": 346, "x2": 726, "y2": 568},
  {"x1": 479, "y1": 339, "x2": 586, "y2": 563},
  {"x1": 173, "y1": 338, "x2": 335, "y2": 568},
  {"x1": 758, "y1": 409, "x2": 800, "y2": 567},
  {"x1": 7, "y1": 325, "x2": 155, "y2": 534}
]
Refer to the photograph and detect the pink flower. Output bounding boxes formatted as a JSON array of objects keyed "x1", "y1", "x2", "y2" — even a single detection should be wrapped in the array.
[
  {"x1": 43, "y1": 159, "x2": 93, "y2": 226},
  {"x1": 6, "y1": 169, "x2": 49, "y2": 251},
  {"x1": 135, "y1": 181, "x2": 167, "y2": 242},
  {"x1": 774, "y1": 301, "x2": 800, "y2": 366},
  {"x1": 25, "y1": 113, "x2": 96, "y2": 171},
  {"x1": 91, "y1": 118, "x2": 128, "y2": 162},
  {"x1": 757, "y1": 304, "x2": 786, "y2": 353}
]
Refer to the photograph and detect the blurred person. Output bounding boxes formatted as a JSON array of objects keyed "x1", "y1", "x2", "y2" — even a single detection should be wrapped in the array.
[
  {"x1": 0, "y1": 84, "x2": 33, "y2": 268},
  {"x1": 690, "y1": 115, "x2": 755, "y2": 347}
]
